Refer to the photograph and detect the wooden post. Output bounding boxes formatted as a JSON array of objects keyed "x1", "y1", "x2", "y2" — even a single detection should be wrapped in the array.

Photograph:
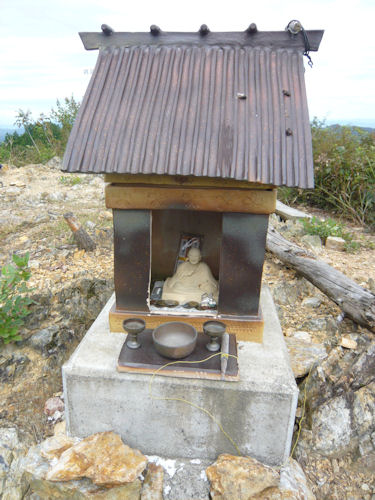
[{"x1": 63, "y1": 212, "x2": 96, "y2": 251}]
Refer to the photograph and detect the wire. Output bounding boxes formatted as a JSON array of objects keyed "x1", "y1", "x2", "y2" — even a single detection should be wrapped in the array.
[{"x1": 148, "y1": 352, "x2": 243, "y2": 456}]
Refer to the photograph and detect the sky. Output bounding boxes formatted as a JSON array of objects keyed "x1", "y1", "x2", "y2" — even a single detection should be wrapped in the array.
[{"x1": 0, "y1": 0, "x2": 374, "y2": 129}]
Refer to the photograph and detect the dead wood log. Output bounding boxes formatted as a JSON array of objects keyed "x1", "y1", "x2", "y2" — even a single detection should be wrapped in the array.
[
  {"x1": 63, "y1": 212, "x2": 96, "y2": 251},
  {"x1": 266, "y1": 225, "x2": 375, "y2": 332}
]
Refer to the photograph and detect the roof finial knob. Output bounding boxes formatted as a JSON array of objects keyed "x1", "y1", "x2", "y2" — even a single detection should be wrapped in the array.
[
  {"x1": 150, "y1": 25, "x2": 161, "y2": 36},
  {"x1": 101, "y1": 24, "x2": 114, "y2": 36},
  {"x1": 246, "y1": 23, "x2": 258, "y2": 34},
  {"x1": 199, "y1": 24, "x2": 210, "y2": 36}
]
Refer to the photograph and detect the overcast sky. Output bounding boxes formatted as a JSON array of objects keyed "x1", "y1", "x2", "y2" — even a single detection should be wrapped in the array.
[{"x1": 1, "y1": 0, "x2": 374, "y2": 129}]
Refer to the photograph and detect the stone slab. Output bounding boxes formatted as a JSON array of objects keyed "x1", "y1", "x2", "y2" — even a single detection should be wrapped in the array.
[{"x1": 63, "y1": 286, "x2": 298, "y2": 466}]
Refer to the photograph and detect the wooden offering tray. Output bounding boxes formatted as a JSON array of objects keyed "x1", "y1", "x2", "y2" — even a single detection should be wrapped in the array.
[{"x1": 117, "y1": 330, "x2": 239, "y2": 381}]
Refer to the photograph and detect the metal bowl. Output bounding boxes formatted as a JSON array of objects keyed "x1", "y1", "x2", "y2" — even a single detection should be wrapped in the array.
[{"x1": 152, "y1": 322, "x2": 197, "y2": 359}]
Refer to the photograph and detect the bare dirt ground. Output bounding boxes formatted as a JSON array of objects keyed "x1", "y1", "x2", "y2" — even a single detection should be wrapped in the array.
[{"x1": 1, "y1": 162, "x2": 374, "y2": 498}]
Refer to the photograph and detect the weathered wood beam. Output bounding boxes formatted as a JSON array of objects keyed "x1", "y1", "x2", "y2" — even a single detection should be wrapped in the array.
[
  {"x1": 105, "y1": 184, "x2": 276, "y2": 214},
  {"x1": 79, "y1": 30, "x2": 324, "y2": 51},
  {"x1": 266, "y1": 225, "x2": 375, "y2": 332}
]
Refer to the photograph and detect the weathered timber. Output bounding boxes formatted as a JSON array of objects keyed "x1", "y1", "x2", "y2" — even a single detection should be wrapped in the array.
[
  {"x1": 266, "y1": 225, "x2": 375, "y2": 332},
  {"x1": 63, "y1": 212, "x2": 96, "y2": 251},
  {"x1": 275, "y1": 200, "x2": 312, "y2": 221},
  {"x1": 79, "y1": 30, "x2": 324, "y2": 51},
  {"x1": 105, "y1": 184, "x2": 276, "y2": 214}
]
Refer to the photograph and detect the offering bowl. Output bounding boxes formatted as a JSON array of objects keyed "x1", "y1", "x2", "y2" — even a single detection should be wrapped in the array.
[{"x1": 153, "y1": 322, "x2": 197, "y2": 359}]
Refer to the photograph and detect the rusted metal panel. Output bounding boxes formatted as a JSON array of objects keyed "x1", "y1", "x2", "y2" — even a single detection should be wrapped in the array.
[
  {"x1": 63, "y1": 39, "x2": 321, "y2": 188},
  {"x1": 218, "y1": 213, "x2": 268, "y2": 316},
  {"x1": 113, "y1": 209, "x2": 151, "y2": 311}
]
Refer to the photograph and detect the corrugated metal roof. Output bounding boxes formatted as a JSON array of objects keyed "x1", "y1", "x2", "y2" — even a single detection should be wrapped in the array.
[{"x1": 63, "y1": 42, "x2": 319, "y2": 187}]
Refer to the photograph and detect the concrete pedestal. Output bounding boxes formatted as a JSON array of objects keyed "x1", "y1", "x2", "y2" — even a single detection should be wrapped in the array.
[{"x1": 63, "y1": 286, "x2": 298, "y2": 466}]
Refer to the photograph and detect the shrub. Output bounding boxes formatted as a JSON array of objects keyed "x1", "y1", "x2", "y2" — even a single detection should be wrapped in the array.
[
  {"x1": 0, "y1": 96, "x2": 80, "y2": 166},
  {"x1": 59, "y1": 175, "x2": 82, "y2": 186},
  {"x1": 280, "y1": 120, "x2": 375, "y2": 227},
  {"x1": 0, "y1": 253, "x2": 33, "y2": 344},
  {"x1": 302, "y1": 216, "x2": 360, "y2": 251}
]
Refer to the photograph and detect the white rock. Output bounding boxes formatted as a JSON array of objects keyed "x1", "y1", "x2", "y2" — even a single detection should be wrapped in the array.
[
  {"x1": 301, "y1": 234, "x2": 322, "y2": 250},
  {"x1": 340, "y1": 335, "x2": 358, "y2": 349},
  {"x1": 325, "y1": 236, "x2": 346, "y2": 251},
  {"x1": 302, "y1": 296, "x2": 322, "y2": 308},
  {"x1": 289, "y1": 331, "x2": 312, "y2": 342},
  {"x1": 312, "y1": 395, "x2": 353, "y2": 455}
]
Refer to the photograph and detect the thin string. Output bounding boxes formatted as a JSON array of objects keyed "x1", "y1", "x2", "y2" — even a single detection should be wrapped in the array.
[
  {"x1": 289, "y1": 365, "x2": 313, "y2": 461},
  {"x1": 149, "y1": 351, "x2": 310, "y2": 463},
  {"x1": 148, "y1": 352, "x2": 243, "y2": 456}
]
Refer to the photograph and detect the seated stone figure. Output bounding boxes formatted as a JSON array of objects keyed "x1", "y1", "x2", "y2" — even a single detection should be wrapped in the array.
[{"x1": 162, "y1": 247, "x2": 219, "y2": 304}]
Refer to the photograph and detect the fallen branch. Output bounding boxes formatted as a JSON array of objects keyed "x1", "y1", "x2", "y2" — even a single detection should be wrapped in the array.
[
  {"x1": 63, "y1": 212, "x2": 96, "y2": 252},
  {"x1": 266, "y1": 225, "x2": 375, "y2": 332}
]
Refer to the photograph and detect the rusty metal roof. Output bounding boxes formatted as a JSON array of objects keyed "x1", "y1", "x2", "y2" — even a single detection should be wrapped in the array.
[{"x1": 62, "y1": 29, "x2": 323, "y2": 187}]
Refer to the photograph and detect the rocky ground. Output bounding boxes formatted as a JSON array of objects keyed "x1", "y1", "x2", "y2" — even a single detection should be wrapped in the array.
[{"x1": 0, "y1": 158, "x2": 374, "y2": 499}]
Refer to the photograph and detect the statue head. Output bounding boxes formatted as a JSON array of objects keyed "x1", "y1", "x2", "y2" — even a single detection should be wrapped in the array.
[{"x1": 187, "y1": 247, "x2": 201, "y2": 265}]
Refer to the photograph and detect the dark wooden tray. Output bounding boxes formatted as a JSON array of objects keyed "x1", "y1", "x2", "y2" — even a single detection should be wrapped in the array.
[{"x1": 117, "y1": 330, "x2": 239, "y2": 381}]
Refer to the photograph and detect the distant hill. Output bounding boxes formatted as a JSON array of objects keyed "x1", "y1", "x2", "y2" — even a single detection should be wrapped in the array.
[{"x1": 328, "y1": 124, "x2": 375, "y2": 135}]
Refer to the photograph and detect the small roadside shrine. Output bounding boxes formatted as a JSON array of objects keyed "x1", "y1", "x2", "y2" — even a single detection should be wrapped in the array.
[{"x1": 62, "y1": 22, "x2": 323, "y2": 464}]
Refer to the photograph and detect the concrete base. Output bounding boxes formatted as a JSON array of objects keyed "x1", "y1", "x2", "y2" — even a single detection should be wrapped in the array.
[{"x1": 63, "y1": 286, "x2": 298, "y2": 466}]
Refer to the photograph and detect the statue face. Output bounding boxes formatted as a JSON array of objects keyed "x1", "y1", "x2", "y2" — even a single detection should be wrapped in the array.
[{"x1": 187, "y1": 247, "x2": 201, "y2": 265}]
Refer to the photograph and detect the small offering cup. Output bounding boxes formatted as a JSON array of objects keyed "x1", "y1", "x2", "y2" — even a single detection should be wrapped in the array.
[
  {"x1": 123, "y1": 318, "x2": 146, "y2": 349},
  {"x1": 203, "y1": 320, "x2": 226, "y2": 352}
]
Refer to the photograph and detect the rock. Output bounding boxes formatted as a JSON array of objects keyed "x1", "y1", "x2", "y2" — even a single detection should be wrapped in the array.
[
  {"x1": 271, "y1": 283, "x2": 298, "y2": 306},
  {"x1": 301, "y1": 296, "x2": 322, "y2": 308},
  {"x1": 288, "y1": 331, "x2": 312, "y2": 343},
  {"x1": 6, "y1": 186, "x2": 21, "y2": 196},
  {"x1": 28, "y1": 326, "x2": 59, "y2": 352},
  {"x1": 325, "y1": 317, "x2": 339, "y2": 335},
  {"x1": 24, "y1": 292, "x2": 52, "y2": 329},
  {"x1": 369, "y1": 277, "x2": 375, "y2": 294},
  {"x1": 46, "y1": 156, "x2": 62, "y2": 169},
  {"x1": 302, "y1": 318, "x2": 327, "y2": 331},
  {"x1": 46, "y1": 431, "x2": 147, "y2": 485},
  {"x1": 147, "y1": 456, "x2": 211, "y2": 499},
  {"x1": 311, "y1": 395, "x2": 354, "y2": 455},
  {"x1": 295, "y1": 278, "x2": 317, "y2": 296},
  {"x1": 295, "y1": 339, "x2": 375, "y2": 460},
  {"x1": 22, "y1": 444, "x2": 141, "y2": 499},
  {"x1": 0, "y1": 353, "x2": 29, "y2": 381},
  {"x1": 141, "y1": 463, "x2": 164, "y2": 500},
  {"x1": 325, "y1": 236, "x2": 346, "y2": 251},
  {"x1": 251, "y1": 458, "x2": 315, "y2": 499},
  {"x1": 48, "y1": 191, "x2": 66, "y2": 202},
  {"x1": 85, "y1": 221, "x2": 96, "y2": 230},
  {"x1": 352, "y1": 382, "x2": 375, "y2": 436},
  {"x1": 53, "y1": 420, "x2": 67, "y2": 436},
  {"x1": 285, "y1": 338, "x2": 327, "y2": 378},
  {"x1": 44, "y1": 396, "x2": 64, "y2": 416},
  {"x1": 340, "y1": 335, "x2": 358, "y2": 350},
  {"x1": 0, "y1": 428, "x2": 28, "y2": 499},
  {"x1": 40, "y1": 435, "x2": 80, "y2": 461},
  {"x1": 101, "y1": 210, "x2": 113, "y2": 220},
  {"x1": 206, "y1": 454, "x2": 279, "y2": 499},
  {"x1": 301, "y1": 234, "x2": 322, "y2": 250},
  {"x1": 278, "y1": 219, "x2": 305, "y2": 238}
]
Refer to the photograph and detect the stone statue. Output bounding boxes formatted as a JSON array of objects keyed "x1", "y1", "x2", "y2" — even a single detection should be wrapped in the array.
[{"x1": 162, "y1": 248, "x2": 219, "y2": 304}]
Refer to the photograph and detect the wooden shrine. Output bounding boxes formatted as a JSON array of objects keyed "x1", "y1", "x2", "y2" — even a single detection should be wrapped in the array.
[{"x1": 62, "y1": 24, "x2": 323, "y2": 342}]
